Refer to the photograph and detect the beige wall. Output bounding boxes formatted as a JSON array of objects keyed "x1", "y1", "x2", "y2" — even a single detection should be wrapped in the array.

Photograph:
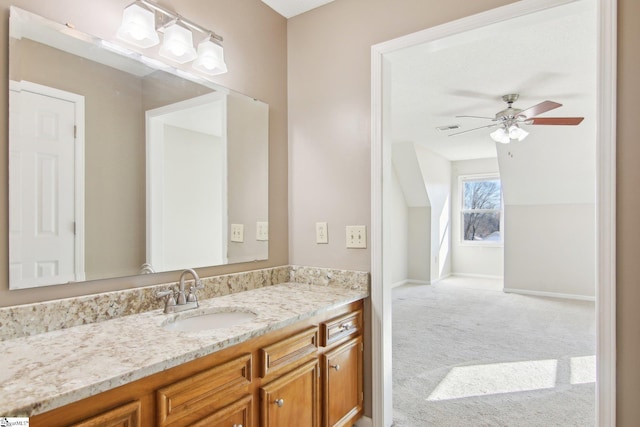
[
  {"x1": 288, "y1": 0, "x2": 640, "y2": 423},
  {"x1": 287, "y1": 0, "x2": 511, "y2": 271},
  {"x1": 616, "y1": 0, "x2": 640, "y2": 424},
  {"x1": 0, "y1": 0, "x2": 288, "y2": 306}
]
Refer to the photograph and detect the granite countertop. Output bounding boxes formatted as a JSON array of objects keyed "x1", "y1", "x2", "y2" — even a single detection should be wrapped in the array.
[{"x1": 0, "y1": 282, "x2": 368, "y2": 417}]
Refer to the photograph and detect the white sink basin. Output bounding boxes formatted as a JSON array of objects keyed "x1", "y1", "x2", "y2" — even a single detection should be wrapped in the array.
[{"x1": 163, "y1": 309, "x2": 257, "y2": 332}]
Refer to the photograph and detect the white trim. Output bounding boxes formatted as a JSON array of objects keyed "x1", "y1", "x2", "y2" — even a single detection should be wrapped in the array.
[
  {"x1": 392, "y1": 279, "x2": 430, "y2": 288},
  {"x1": 452, "y1": 273, "x2": 503, "y2": 281},
  {"x1": 146, "y1": 92, "x2": 229, "y2": 271},
  {"x1": 503, "y1": 288, "x2": 596, "y2": 302},
  {"x1": 371, "y1": 1, "x2": 616, "y2": 426},
  {"x1": 595, "y1": 0, "x2": 617, "y2": 424}
]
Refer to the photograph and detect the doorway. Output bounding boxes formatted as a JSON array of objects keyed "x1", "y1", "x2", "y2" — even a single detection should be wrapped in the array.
[{"x1": 370, "y1": 0, "x2": 616, "y2": 426}]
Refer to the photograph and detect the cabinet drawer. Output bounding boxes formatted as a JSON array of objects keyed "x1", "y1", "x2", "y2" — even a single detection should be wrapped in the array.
[
  {"x1": 260, "y1": 326, "x2": 318, "y2": 378},
  {"x1": 320, "y1": 309, "x2": 362, "y2": 347},
  {"x1": 69, "y1": 400, "x2": 141, "y2": 427},
  {"x1": 191, "y1": 394, "x2": 253, "y2": 427},
  {"x1": 157, "y1": 353, "x2": 252, "y2": 426}
]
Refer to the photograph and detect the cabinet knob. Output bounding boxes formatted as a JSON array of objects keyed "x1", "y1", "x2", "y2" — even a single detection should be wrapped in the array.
[
  {"x1": 330, "y1": 364, "x2": 341, "y2": 371},
  {"x1": 233, "y1": 425, "x2": 243, "y2": 427},
  {"x1": 274, "y1": 398, "x2": 284, "y2": 407},
  {"x1": 339, "y1": 323, "x2": 351, "y2": 332}
]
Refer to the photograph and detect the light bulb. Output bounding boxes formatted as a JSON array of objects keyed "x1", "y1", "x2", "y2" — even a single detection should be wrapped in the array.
[
  {"x1": 490, "y1": 127, "x2": 510, "y2": 144},
  {"x1": 116, "y1": 2, "x2": 159, "y2": 48},
  {"x1": 193, "y1": 37, "x2": 228, "y2": 75},
  {"x1": 159, "y1": 22, "x2": 197, "y2": 63}
]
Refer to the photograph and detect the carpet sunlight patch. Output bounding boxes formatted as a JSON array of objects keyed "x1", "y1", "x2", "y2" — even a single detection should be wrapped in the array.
[
  {"x1": 570, "y1": 355, "x2": 596, "y2": 385},
  {"x1": 427, "y1": 359, "x2": 558, "y2": 401}
]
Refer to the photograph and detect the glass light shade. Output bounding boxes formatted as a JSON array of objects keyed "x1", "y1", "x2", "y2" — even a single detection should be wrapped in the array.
[
  {"x1": 490, "y1": 127, "x2": 510, "y2": 144},
  {"x1": 116, "y1": 3, "x2": 159, "y2": 48},
  {"x1": 508, "y1": 125, "x2": 529, "y2": 141},
  {"x1": 159, "y1": 22, "x2": 197, "y2": 63},
  {"x1": 193, "y1": 38, "x2": 228, "y2": 75}
]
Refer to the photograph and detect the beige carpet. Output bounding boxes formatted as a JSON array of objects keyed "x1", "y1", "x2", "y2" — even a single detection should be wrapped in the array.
[{"x1": 392, "y1": 278, "x2": 595, "y2": 426}]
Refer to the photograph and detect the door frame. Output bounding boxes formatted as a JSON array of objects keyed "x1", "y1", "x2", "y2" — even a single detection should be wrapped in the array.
[
  {"x1": 370, "y1": 1, "x2": 617, "y2": 426},
  {"x1": 146, "y1": 91, "x2": 228, "y2": 271}
]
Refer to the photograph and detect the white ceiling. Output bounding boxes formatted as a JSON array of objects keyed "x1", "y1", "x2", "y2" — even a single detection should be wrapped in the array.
[
  {"x1": 261, "y1": 0, "x2": 335, "y2": 18},
  {"x1": 387, "y1": 0, "x2": 597, "y2": 161}
]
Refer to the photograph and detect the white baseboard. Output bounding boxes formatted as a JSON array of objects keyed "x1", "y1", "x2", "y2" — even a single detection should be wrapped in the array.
[
  {"x1": 503, "y1": 288, "x2": 596, "y2": 302},
  {"x1": 354, "y1": 416, "x2": 373, "y2": 427},
  {"x1": 451, "y1": 273, "x2": 504, "y2": 280},
  {"x1": 391, "y1": 279, "x2": 430, "y2": 288}
]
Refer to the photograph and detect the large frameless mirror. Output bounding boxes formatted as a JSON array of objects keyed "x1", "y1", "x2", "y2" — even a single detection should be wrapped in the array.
[{"x1": 8, "y1": 7, "x2": 269, "y2": 290}]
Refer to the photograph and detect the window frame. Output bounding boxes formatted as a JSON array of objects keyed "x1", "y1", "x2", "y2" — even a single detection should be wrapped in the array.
[{"x1": 459, "y1": 173, "x2": 504, "y2": 247}]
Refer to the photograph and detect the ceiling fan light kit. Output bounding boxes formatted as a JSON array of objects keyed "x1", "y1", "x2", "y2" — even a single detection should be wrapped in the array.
[{"x1": 449, "y1": 93, "x2": 584, "y2": 143}]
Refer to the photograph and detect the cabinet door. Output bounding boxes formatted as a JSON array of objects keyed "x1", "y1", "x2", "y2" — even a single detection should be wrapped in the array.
[
  {"x1": 191, "y1": 394, "x2": 253, "y2": 427},
  {"x1": 68, "y1": 400, "x2": 141, "y2": 427},
  {"x1": 322, "y1": 336, "x2": 363, "y2": 427},
  {"x1": 260, "y1": 359, "x2": 319, "y2": 427},
  {"x1": 157, "y1": 354, "x2": 252, "y2": 426}
]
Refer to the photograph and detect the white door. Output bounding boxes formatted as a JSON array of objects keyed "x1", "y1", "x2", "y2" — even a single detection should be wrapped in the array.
[{"x1": 9, "y1": 86, "x2": 80, "y2": 288}]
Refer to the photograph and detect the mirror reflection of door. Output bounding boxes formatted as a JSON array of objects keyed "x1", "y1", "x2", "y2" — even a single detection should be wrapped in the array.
[
  {"x1": 9, "y1": 81, "x2": 85, "y2": 289},
  {"x1": 146, "y1": 92, "x2": 227, "y2": 272}
]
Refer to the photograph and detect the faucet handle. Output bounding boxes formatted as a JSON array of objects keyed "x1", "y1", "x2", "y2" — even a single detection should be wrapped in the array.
[
  {"x1": 156, "y1": 288, "x2": 177, "y2": 313},
  {"x1": 156, "y1": 289, "x2": 174, "y2": 298}
]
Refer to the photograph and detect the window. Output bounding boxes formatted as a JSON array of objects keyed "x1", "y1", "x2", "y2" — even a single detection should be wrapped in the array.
[{"x1": 461, "y1": 175, "x2": 502, "y2": 243}]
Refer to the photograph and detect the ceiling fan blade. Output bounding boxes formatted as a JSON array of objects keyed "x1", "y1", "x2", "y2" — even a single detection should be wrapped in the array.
[
  {"x1": 448, "y1": 123, "x2": 498, "y2": 136},
  {"x1": 527, "y1": 117, "x2": 584, "y2": 125},
  {"x1": 455, "y1": 115, "x2": 496, "y2": 120},
  {"x1": 517, "y1": 100, "x2": 562, "y2": 119}
]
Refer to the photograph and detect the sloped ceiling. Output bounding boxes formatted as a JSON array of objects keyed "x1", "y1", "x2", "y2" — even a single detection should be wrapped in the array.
[
  {"x1": 386, "y1": 0, "x2": 597, "y2": 162},
  {"x1": 261, "y1": 0, "x2": 335, "y2": 18}
]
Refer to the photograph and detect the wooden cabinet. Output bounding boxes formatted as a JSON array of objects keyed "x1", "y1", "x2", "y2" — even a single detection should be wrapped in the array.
[
  {"x1": 260, "y1": 360, "x2": 320, "y2": 427},
  {"x1": 30, "y1": 300, "x2": 364, "y2": 427},
  {"x1": 68, "y1": 401, "x2": 141, "y2": 427},
  {"x1": 321, "y1": 337, "x2": 363, "y2": 427},
  {"x1": 156, "y1": 353, "x2": 252, "y2": 426}
]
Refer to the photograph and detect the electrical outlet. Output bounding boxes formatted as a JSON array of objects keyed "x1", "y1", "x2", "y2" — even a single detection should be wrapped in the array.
[
  {"x1": 346, "y1": 225, "x2": 366, "y2": 248},
  {"x1": 231, "y1": 223, "x2": 244, "y2": 243},
  {"x1": 256, "y1": 222, "x2": 268, "y2": 241},
  {"x1": 316, "y1": 222, "x2": 328, "y2": 244}
]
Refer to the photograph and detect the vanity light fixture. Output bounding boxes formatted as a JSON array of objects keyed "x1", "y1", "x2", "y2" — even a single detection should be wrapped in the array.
[
  {"x1": 193, "y1": 35, "x2": 227, "y2": 75},
  {"x1": 159, "y1": 20, "x2": 197, "y2": 63},
  {"x1": 116, "y1": 0, "x2": 227, "y2": 73},
  {"x1": 116, "y1": 2, "x2": 159, "y2": 48}
]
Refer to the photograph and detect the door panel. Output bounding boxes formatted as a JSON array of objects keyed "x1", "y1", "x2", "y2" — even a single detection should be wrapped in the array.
[{"x1": 9, "y1": 88, "x2": 78, "y2": 288}]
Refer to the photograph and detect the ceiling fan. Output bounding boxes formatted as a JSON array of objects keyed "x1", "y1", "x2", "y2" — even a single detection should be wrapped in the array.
[{"x1": 449, "y1": 94, "x2": 584, "y2": 144}]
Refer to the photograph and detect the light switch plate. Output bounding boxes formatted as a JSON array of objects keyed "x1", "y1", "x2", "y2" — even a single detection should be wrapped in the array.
[
  {"x1": 316, "y1": 222, "x2": 328, "y2": 244},
  {"x1": 231, "y1": 223, "x2": 244, "y2": 243},
  {"x1": 256, "y1": 222, "x2": 268, "y2": 241},
  {"x1": 346, "y1": 225, "x2": 366, "y2": 248}
]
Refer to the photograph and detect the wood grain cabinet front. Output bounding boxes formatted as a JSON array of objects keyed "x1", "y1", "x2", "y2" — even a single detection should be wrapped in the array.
[
  {"x1": 157, "y1": 353, "x2": 252, "y2": 426},
  {"x1": 259, "y1": 359, "x2": 320, "y2": 427},
  {"x1": 69, "y1": 400, "x2": 142, "y2": 427},
  {"x1": 189, "y1": 394, "x2": 253, "y2": 427},
  {"x1": 321, "y1": 336, "x2": 364, "y2": 427}
]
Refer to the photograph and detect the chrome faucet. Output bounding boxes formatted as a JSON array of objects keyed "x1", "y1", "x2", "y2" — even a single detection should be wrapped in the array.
[{"x1": 157, "y1": 268, "x2": 204, "y2": 314}]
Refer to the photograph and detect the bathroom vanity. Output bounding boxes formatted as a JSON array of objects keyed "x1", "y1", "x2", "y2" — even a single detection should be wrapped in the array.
[{"x1": 2, "y1": 280, "x2": 367, "y2": 427}]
